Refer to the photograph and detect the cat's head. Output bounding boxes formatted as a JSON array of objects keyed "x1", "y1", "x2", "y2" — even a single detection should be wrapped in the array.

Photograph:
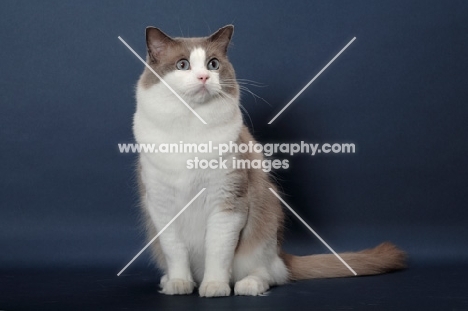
[{"x1": 140, "y1": 25, "x2": 238, "y2": 104}]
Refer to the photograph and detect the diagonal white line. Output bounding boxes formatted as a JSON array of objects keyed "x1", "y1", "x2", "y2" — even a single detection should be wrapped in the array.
[
  {"x1": 268, "y1": 188, "x2": 357, "y2": 276},
  {"x1": 118, "y1": 36, "x2": 207, "y2": 125},
  {"x1": 268, "y1": 37, "x2": 356, "y2": 124},
  {"x1": 117, "y1": 188, "x2": 206, "y2": 276}
]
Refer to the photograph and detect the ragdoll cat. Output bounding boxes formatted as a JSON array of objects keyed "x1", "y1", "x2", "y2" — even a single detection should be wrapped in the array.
[{"x1": 133, "y1": 25, "x2": 406, "y2": 297}]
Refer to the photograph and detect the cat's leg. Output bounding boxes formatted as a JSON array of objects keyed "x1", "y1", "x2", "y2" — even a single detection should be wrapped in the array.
[
  {"x1": 199, "y1": 208, "x2": 246, "y2": 297},
  {"x1": 156, "y1": 226, "x2": 195, "y2": 294},
  {"x1": 234, "y1": 256, "x2": 289, "y2": 296},
  {"x1": 234, "y1": 268, "x2": 270, "y2": 296},
  {"x1": 146, "y1": 193, "x2": 195, "y2": 295},
  {"x1": 154, "y1": 220, "x2": 195, "y2": 295},
  {"x1": 233, "y1": 242, "x2": 289, "y2": 296}
]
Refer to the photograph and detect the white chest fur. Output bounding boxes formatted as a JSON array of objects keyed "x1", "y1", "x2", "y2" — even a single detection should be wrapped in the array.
[{"x1": 134, "y1": 77, "x2": 243, "y2": 282}]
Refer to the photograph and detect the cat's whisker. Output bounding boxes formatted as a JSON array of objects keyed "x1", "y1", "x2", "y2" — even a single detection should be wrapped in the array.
[
  {"x1": 218, "y1": 80, "x2": 271, "y2": 107},
  {"x1": 238, "y1": 86, "x2": 271, "y2": 107},
  {"x1": 224, "y1": 78, "x2": 267, "y2": 88}
]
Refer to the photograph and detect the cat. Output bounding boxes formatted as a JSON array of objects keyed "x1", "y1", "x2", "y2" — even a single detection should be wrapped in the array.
[{"x1": 133, "y1": 25, "x2": 406, "y2": 297}]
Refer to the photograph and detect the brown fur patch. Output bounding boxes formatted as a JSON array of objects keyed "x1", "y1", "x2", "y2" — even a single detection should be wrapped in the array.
[
  {"x1": 281, "y1": 242, "x2": 407, "y2": 280},
  {"x1": 233, "y1": 126, "x2": 285, "y2": 255}
]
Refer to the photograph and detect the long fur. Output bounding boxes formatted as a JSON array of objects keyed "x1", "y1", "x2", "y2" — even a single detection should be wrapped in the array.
[
  {"x1": 133, "y1": 25, "x2": 406, "y2": 297},
  {"x1": 282, "y1": 242, "x2": 407, "y2": 280}
]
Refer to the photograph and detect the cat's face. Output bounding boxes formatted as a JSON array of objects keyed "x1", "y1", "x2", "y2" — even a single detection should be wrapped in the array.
[{"x1": 140, "y1": 25, "x2": 238, "y2": 104}]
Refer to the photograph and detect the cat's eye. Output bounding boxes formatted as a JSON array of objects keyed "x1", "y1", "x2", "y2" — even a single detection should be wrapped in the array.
[
  {"x1": 176, "y1": 59, "x2": 190, "y2": 70},
  {"x1": 207, "y1": 58, "x2": 220, "y2": 70}
]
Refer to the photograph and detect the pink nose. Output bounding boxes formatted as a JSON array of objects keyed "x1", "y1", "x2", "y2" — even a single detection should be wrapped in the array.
[{"x1": 197, "y1": 74, "x2": 210, "y2": 83}]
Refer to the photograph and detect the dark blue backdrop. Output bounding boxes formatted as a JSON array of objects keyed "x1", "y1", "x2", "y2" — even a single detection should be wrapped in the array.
[{"x1": 1, "y1": 0, "x2": 467, "y2": 271}]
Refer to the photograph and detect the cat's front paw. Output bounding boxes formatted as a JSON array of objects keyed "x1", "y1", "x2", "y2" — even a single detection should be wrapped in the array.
[
  {"x1": 199, "y1": 281, "x2": 231, "y2": 297},
  {"x1": 234, "y1": 276, "x2": 269, "y2": 296},
  {"x1": 159, "y1": 278, "x2": 195, "y2": 295}
]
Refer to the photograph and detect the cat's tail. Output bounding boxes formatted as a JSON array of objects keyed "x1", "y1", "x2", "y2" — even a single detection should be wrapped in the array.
[{"x1": 281, "y1": 242, "x2": 406, "y2": 280}]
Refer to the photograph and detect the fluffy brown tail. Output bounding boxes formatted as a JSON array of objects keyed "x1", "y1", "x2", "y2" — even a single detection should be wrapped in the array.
[{"x1": 281, "y1": 242, "x2": 406, "y2": 281}]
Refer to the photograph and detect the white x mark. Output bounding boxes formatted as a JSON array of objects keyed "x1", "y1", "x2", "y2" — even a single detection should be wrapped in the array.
[
  {"x1": 116, "y1": 34, "x2": 357, "y2": 277},
  {"x1": 267, "y1": 38, "x2": 358, "y2": 275}
]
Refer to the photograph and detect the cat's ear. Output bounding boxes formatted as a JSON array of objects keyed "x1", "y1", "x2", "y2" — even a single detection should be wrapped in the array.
[
  {"x1": 146, "y1": 27, "x2": 174, "y2": 62},
  {"x1": 208, "y1": 25, "x2": 234, "y2": 54}
]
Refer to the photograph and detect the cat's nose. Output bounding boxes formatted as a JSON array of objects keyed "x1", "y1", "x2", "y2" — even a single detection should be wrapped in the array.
[{"x1": 197, "y1": 73, "x2": 210, "y2": 84}]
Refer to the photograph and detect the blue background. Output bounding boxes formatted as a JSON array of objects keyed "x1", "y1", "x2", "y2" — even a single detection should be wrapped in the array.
[
  {"x1": 1, "y1": 0, "x2": 467, "y2": 267},
  {"x1": 1, "y1": 1, "x2": 467, "y2": 307}
]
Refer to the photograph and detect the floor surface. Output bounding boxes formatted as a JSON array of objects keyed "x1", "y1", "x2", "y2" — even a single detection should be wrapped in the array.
[{"x1": 1, "y1": 262, "x2": 467, "y2": 310}]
